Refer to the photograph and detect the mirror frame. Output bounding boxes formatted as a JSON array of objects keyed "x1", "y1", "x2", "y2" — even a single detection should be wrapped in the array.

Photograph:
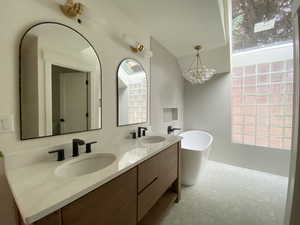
[
  {"x1": 116, "y1": 58, "x2": 148, "y2": 127},
  {"x1": 19, "y1": 22, "x2": 103, "y2": 140}
]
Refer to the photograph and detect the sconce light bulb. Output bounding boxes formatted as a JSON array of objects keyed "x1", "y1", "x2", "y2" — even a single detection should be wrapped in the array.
[
  {"x1": 59, "y1": 0, "x2": 84, "y2": 19},
  {"x1": 136, "y1": 43, "x2": 144, "y2": 52}
]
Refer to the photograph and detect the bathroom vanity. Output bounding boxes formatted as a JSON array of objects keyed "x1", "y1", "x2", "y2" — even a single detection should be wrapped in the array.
[
  {"x1": 10, "y1": 21, "x2": 182, "y2": 225},
  {"x1": 6, "y1": 136, "x2": 181, "y2": 225}
]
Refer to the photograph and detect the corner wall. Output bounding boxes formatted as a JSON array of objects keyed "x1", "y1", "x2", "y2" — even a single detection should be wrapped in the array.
[{"x1": 150, "y1": 38, "x2": 184, "y2": 134}]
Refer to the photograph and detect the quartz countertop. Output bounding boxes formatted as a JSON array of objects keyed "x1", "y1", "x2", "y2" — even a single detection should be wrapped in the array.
[{"x1": 5, "y1": 135, "x2": 182, "y2": 225}]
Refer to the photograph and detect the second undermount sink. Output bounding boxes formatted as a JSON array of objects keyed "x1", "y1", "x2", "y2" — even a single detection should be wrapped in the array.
[
  {"x1": 140, "y1": 136, "x2": 166, "y2": 144},
  {"x1": 55, "y1": 153, "x2": 116, "y2": 178}
]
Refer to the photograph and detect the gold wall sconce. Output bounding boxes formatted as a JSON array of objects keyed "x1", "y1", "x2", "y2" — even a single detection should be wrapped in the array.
[
  {"x1": 55, "y1": 1, "x2": 153, "y2": 58},
  {"x1": 56, "y1": 0, "x2": 84, "y2": 23},
  {"x1": 122, "y1": 34, "x2": 153, "y2": 58},
  {"x1": 131, "y1": 43, "x2": 145, "y2": 53}
]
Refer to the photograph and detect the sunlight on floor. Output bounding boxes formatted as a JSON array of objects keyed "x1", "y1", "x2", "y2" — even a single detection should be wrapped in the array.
[{"x1": 161, "y1": 161, "x2": 288, "y2": 225}]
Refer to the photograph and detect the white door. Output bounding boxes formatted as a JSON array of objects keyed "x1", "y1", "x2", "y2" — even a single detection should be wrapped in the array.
[{"x1": 59, "y1": 72, "x2": 88, "y2": 133}]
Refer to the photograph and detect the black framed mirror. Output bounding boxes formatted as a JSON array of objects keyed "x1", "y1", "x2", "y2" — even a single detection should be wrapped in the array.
[
  {"x1": 117, "y1": 59, "x2": 147, "y2": 126},
  {"x1": 20, "y1": 22, "x2": 102, "y2": 140}
]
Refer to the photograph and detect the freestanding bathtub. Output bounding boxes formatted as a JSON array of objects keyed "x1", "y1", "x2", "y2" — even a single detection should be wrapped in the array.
[{"x1": 179, "y1": 130, "x2": 213, "y2": 186}]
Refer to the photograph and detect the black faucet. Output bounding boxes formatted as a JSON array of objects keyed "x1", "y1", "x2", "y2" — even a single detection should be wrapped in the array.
[
  {"x1": 130, "y1": 131, "x2": 137, "y2": 139},
  {"x1": 48, "y1": 149, "x2": 65, "y2": 161},
  {"x1": 138, "y1": 127, "x2": 148, "y2": 138},
  {"x1": 85, "y1": 141, "x2": 97, "y2": 153},
  {"x1": 72, "y1": 139, "x2": 85, "y2": 157},
  {"x1": 167, "y1": 126, "x2": 181, "y2": 134}
]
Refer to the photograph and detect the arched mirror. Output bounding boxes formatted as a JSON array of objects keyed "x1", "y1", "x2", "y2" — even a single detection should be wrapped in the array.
[
  {"x1": 117, "y1": 59, "x2": 147, "y2": 126},
  {"x1": 20, "y1": 22, "x2": 102, "y2": 140}
]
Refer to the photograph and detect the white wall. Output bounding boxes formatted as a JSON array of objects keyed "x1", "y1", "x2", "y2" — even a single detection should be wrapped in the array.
[
  {"x1": 0, "y1": 0, "x2": 152, "y2": 224},
  {"x1": 184, "y1": 45, "x2": 292, "y2": 177},
  {"x1": 150, "y1": 38, "x2": 184, "y2": 134}
]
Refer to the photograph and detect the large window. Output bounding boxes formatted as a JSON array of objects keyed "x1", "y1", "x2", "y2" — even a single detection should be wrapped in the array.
[
  {"x1": 232, "y1": 0, "x2": 293, "y2": 53},
  {"x1": 231, "y1": 0, "x2": 293, "y2": 150},
  {"x1": 231, "y1": 56, "x2": 293, "y2": 149}
]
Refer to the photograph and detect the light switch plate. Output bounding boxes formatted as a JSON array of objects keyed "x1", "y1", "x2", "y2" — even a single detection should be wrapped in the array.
[{"x1": 0, "y1": 115, "x2": 14, "y2": 133}]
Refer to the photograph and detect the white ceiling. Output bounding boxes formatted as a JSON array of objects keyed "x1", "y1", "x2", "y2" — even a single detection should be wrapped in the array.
[{"x1": 113, "y1": 0, "x2": 227, "y2": 57}]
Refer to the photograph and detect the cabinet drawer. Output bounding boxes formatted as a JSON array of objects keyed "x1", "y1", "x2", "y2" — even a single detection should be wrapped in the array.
[
  {"x1": 62, "y1": 168, "x2": 137, "y2": 225},
  {"x1": 138, "y1": 144, "x2": 178, "y2": 221},
  {"x1": 138, "y1": 177, "x2": 162, "y2": 221},
  {"x1": 138, "y1": 153, "x2": 160, "y2": 192},
  {"x1": 138, "y1": 144, "x2": 178, "y2": 192},
  {"x1": 33, "y1": 211, "x2": 61, "y2": 225}
]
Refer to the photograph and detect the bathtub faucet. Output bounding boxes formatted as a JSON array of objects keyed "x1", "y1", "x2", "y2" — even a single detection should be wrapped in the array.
[{"x1": 167, "y1": 126, "x2": 181, "y2": 134}]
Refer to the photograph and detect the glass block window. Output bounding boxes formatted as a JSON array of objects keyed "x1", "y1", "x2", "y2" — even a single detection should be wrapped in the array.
[
  {"x1": 231, "y1": 59, "x2": 293, "y2": 150},
  {"x1": 128, "y1": 78, "x2": 147, "y2": 124}
]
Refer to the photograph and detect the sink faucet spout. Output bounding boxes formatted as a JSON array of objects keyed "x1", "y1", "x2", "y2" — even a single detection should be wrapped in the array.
[{"x1": 72, "y1": 139, "x2": 85, "y2": 157}]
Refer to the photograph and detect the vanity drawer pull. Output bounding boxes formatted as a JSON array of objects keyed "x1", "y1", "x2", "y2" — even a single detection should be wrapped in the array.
[{"x1": 138, "y1": 176, "x2": 158, "y2": 194}]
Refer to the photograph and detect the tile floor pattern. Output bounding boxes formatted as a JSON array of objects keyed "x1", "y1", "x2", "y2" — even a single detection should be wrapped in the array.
[{"x1": 161, "y1": 161, "x2": 288, "y2": 225}]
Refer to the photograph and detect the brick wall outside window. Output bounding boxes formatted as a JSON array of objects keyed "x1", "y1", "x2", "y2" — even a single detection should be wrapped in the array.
[
  {"x1": 128, "y1": 81, "x2": 147, "y2": 124},
  {"x1": 231, "y1": 59, "x2": 293, "y2": 150}
]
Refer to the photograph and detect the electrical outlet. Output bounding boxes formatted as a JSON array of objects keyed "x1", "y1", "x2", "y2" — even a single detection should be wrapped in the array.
[{"x1": 0, "y1": 115, "x2": 14, "y2": 133}]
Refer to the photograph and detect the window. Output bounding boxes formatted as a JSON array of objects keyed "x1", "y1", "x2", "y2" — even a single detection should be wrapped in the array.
[
  {"x1": 232, "y1": 0, "x2": 293, "y2": 53},
  {"x1": 231, "y1": 56, "x2": 293, "y2": 149},
  {"x1": 231, "y1": 0, "x2": 293, "y2": 150}
]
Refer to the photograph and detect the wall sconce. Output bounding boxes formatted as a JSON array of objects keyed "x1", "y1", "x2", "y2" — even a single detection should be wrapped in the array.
[
  {"x1": 122, "y1": 34, "x2": 153, "y2": 58},
  {"x1": 56, "y1": 0, "x2": 84, "y2": 23},
  {"x1": 55, "y1": 1, "x2": 153, "y2": 58}
]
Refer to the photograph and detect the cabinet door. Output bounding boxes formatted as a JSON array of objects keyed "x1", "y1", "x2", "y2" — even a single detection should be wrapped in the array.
[{"x1": 62, "y1": 168, "x2": 137, "y2": 225}]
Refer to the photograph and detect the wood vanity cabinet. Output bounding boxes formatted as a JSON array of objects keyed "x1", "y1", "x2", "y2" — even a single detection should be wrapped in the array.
[
  {"x1": 20, "y1": 143, "x2": 181, "y2": 225},
  {"x1": 25, "y1": 168, "x2": 137, "y2": 225}
]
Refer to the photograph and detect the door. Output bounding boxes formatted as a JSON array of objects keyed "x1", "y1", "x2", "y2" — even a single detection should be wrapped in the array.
[{"x1": 59, "y1": 72, "x2": 88, "y2": 133}]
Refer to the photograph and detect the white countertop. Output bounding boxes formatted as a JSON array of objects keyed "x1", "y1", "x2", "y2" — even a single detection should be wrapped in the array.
[{"x1": 5, "y1": 135, "x2": 182, "y2": 225}]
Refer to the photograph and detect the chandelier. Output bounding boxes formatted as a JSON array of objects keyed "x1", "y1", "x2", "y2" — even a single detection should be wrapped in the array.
[{"x1": 183, "y1": 45, "x2": 216, "y2": 84}]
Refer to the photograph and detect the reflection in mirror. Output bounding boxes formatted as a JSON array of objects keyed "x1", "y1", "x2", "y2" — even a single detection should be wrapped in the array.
[
  {"x1": 117, "y1": 59, "x2": 147, "y2": 126},
  {"x1": 20, "y1": 22, "x2": 102, "y2": 140}
]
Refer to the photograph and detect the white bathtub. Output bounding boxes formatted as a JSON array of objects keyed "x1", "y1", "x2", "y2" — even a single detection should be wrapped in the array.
[{"x1": 179, "y1": 130, "x2": 213, "y2": 186}]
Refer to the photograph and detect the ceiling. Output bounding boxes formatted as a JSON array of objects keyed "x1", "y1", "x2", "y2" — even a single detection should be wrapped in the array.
[{"x1": 113, "y1": 0, "x2": 227, "y2": 57}]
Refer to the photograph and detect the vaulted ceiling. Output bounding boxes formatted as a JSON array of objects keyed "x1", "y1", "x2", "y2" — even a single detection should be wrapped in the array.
[{"x1": 112, "y1": 0, "x2": 228, "y2": 58}]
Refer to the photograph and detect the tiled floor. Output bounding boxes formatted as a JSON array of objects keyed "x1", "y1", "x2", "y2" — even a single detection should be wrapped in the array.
[{"x1": 161, "y1": 161, "x2": 288, "y2": 225}]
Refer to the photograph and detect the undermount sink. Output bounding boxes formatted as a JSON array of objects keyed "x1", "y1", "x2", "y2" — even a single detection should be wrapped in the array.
[
  {"x1": 55, "y1": 153, "x2": 116, "y2": 178},
  {"x1": 140, "y1": 136, "x2": 166, "y2": 144}
]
